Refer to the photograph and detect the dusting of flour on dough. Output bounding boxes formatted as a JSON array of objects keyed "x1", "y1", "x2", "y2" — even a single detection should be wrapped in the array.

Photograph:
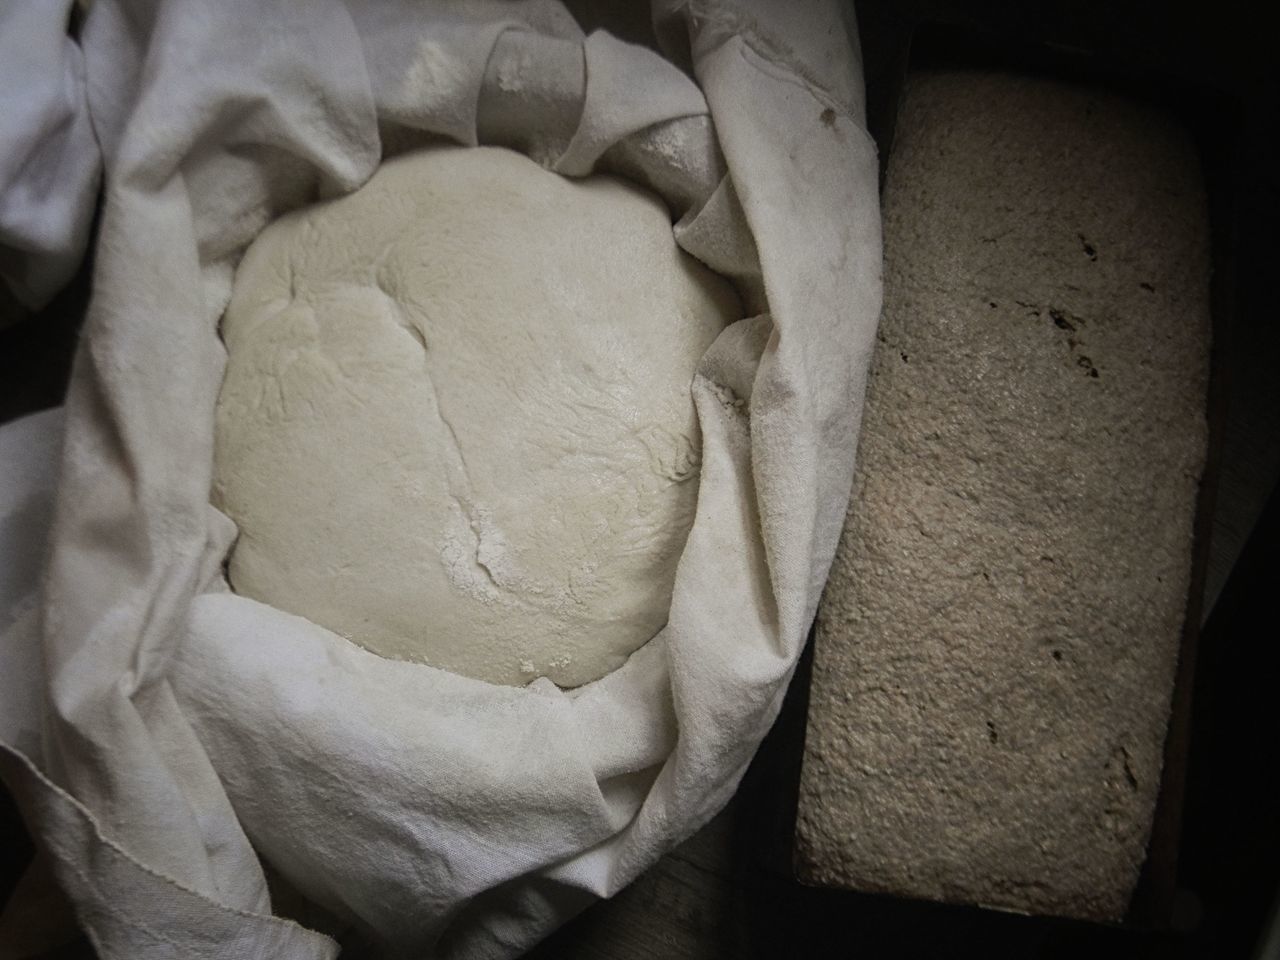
[{"x1": 213, "y1": 145, "x2": 740, "y2": 687}]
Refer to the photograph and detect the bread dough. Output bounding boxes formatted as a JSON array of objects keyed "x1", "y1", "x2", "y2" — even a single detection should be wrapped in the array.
[{"x1": 213, "y1": 145, "x2": 738, "y2": 687}]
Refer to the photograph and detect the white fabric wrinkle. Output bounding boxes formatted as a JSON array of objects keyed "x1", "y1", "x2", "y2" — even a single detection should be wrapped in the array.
[{"x1": 0, "y1": 2, "x2": 882, "y2": 956}]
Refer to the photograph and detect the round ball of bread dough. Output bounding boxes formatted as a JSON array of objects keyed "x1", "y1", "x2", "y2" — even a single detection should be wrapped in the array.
[{"x1": 213, "y1": 145, "x2": 739, "y2": 687}]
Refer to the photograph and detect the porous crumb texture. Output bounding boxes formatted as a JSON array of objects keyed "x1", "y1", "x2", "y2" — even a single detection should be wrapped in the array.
[{"x1": 795, "y1": 71, "x2": 1211, "y2": 921}]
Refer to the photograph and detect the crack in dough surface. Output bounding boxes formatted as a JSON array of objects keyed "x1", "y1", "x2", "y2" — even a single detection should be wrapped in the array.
[{"x1": 213, "y1": 145, "x2": 739, "y2": 687}]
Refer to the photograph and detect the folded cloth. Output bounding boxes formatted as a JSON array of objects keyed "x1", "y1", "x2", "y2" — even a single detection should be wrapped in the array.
[
  {"x1": 0, "y1": 1, "x2": 882, "y2": 956},
  {"x1": 0, "y1": 1, "x2": 100, "y2": 317}
]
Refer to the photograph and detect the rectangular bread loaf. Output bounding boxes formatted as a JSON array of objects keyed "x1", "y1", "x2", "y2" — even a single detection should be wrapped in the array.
[{"x1": 795, "y1": 70, "x2": 1212, "y2": 922}]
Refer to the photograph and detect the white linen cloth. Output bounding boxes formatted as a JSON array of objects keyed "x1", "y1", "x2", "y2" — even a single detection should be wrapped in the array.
[
  {"x1": 0, "y1": 0, "x2": 100, "y2": 316},
  {"x1": 0, "y1": 1, "x2": 882, "y2": 956}
]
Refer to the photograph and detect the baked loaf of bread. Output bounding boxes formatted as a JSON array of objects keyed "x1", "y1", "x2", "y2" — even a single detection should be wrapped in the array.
[{"x1": 796, "y1": 72, "x2": 1211, "y2": 919}]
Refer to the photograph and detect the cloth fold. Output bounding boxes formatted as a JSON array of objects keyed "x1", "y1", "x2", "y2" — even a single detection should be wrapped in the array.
[
  {"x1": 0, "y1": 1, "x2": 100, "y2": 316},
  {"x1": 0, "y1": 2, "x2": 882, "y2": 956}
]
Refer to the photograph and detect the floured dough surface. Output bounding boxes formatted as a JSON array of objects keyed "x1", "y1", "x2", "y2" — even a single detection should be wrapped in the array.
[{"x1": 213, "y1": 145, "x2": 738, "y2": 687}]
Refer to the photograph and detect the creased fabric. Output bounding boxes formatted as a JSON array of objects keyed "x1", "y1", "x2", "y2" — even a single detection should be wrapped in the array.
[
  {"x1": 0, "y1": 1, "x2": 101, "y2": 314},
  {"x1": 0, "y1": 1, "x2": 882, "y2": 956}
]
